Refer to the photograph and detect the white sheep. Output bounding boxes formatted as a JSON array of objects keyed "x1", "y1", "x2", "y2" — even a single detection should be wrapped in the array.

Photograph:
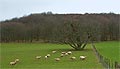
[
  {"x1": 80, "y1": 56, "x2": 86, "y2": 60},
  {"x1": 61, "y1": 52, "x2": 66, "y2": 54},
  {"x1": 70, "y1": 57, "x2": 76, "y2": 60},
  {"x1": 10, "y1": 58, "x2": 20, "y2": 65},
  {"x1": 47, "y1": 54, "x2": 50, "y2": 57},
  {"x1": 55, "y1": 58, "x2": 60, "y2": 61},
  {"x1": 60, "y1": 54, "x2": 64, "y2": 57},
  {"x1": 52, "y1": 50, "x2": 56, "y2": 53},
  {"x1": 10, "y1": 61, "x2": 16, "y2": 65},
  {"x1": 65, "y1": 53, "x2": 68, "y2": 56},
  {"x1": 45, "y1": 56, "x2": 48, "y2": 59},
  {"x1": 36, "y1": 56, "x2": 41, "y2": 59},
  {"x1": 15, "y1": 59, "x2": 19, "y2": 62},
  {"x1": 67, "y1": 51, "x2": 72, "y2": 55}
]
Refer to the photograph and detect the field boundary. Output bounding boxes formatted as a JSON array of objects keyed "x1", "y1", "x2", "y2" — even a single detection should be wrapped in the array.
[{"x1": 91, "y1": 43, "x2": 120, "y2": 69}]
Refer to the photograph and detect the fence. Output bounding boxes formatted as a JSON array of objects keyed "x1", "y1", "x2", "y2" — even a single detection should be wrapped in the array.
[{"x1": 92, "y1": 44, "x2": 120, "y2": 69}]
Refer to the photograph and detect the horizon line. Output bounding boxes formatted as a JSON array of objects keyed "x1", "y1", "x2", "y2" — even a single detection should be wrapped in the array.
[{"x1": 1, "y1": 11, "x2": 119, "y2": 21}]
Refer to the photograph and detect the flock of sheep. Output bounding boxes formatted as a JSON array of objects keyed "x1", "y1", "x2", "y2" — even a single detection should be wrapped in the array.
[{"x1": 10, "y1": 50, "x2": 86, "y2": 65}]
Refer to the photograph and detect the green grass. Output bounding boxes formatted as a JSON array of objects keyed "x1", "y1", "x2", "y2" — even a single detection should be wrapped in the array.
[
  {"x1": 95, "y1": 41, "x2": 120, "y2": 62},
  {"x1": 0, "y1": 43, "x2": 103, "y2": 69}
]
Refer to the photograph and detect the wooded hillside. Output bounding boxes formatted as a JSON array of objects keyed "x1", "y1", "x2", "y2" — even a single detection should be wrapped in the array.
[{"x1": 0, "y1": 13, "x2": 119, "y2": 43}]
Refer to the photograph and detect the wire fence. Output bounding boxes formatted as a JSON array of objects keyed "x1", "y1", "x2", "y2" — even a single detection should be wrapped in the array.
[{"x1": 92, "y1": 44, "x2": 120, "y2": 69}]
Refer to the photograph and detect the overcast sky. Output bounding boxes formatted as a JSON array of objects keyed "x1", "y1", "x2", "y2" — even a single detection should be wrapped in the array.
[{"x1": 0, "y1": 0, "x2": 120, "y2": 21}]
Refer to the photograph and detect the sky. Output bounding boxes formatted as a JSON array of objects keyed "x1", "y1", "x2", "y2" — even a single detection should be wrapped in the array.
[{"x1": 0, "y1": 0, "x2": 120, "y2": 21}]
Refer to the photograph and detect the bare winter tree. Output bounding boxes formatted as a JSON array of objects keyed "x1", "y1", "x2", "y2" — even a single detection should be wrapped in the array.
[{"x1": 62, "y1": 22, "x2": 92, "y2": 50}]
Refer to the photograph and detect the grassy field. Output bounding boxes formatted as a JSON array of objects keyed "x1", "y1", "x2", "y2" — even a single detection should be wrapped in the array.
[
  {"x1": 0, "y1": 43, "x2": 103, "y2": 69},
  {"x1": 95, "y1": 41, "x2": 120, "y2": 62}
]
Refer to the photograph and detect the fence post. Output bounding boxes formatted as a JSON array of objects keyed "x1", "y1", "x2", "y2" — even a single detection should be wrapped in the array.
[
  {"x1": 115, "y1": 61, "x2": 117, "y2": 69},
  {"x1": 115, "y1": 61, "x2": 120, "y2": 69},
  {"x1": 111, "y1": 61, "x2": 113, "y2": 69},
  {"x1": 92, "y1": 44, "x2": 117, "y2": 69},
  {"x1": 108, "y1": 59, "x2": 111, "y2": 69}
]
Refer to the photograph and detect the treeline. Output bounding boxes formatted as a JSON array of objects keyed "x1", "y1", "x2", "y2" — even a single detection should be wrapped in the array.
[{"x1": 0, "y1": 12, "x2": 120, "y2": 43}]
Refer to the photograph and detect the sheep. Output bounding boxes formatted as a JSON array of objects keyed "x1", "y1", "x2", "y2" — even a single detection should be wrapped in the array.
[
  {"x1": 45, "y1": 56, "x2": 48, "y2": 59},
  {"x1": 10, "y1": 58, "x2": 19, "y2": 65},
  {"x1": 52, "y1": 50, "x2": 56, "y2": 53},
  {"x1": 55, "y1": 58, "x2": 60, "y2": 61},
  {"x1": 80, "y1": 56, "x2": 86, "y2": 60},
  {"x1": 61, "y1": 52, "x2": 66, "y2": 54},
  {"x1": 10, "y1": 61, "x2": 16, "y2": 65},
  {"x1": 65, "y1": 53, "x2": 68, "y2": 56},
  {"x1": 36, "y1": 56, "x2": 41, "y2": 59},
  {"x1": 67, "y1": 51, "x2": 72, "y2": 55},
  {"x1": 47, "y1": 54, "x2": 50, "y2": 57},
  {"x1": 60, "y1": 54, "x2": 64, "y2": 57},
  {"x1": 15, "y1": 59, "x2": 19, "y2": 62},
  {"x1": 45, "y1": 54, "x2": 50, "y2": 59},
  {"x1": 70, "y1": 57, "x2": 76, "y2": 60}
]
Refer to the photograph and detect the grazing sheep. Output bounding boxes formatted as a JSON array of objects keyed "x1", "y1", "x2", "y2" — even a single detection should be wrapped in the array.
[
  {"x1": 47, "y1": 54, "x2": 50, "y2": 57},
  {"x1": 70, "y1": 57, "x2": 76, "y2": 60},
  {"x1": 67, "y1": 51, "x2": 72, "y2": 55},
  {"x1": 61, "y1": 52, "x2": 66, "y2": 54},
  {"x1": 80, "y1": 56, "x2": 86, "y2": 60},
  {"x1": 52, "y1": 51, "x2": 56, "y2": 53},
  {"x1": 60, "y1": 54, "x2": 64, "y2": 57},
  {"x1": 55, "y1": 58, "x2": 60, "y2": 61},
  {"x1": 65, "y1": 53, "x2": 68, "y2": 56},
  {"x1": 10, "y1": 58, "x2": 19, "y2": 65},
  {"x1": 36, "y1": 56, "x2": 41, "y2": 59},
  {"x1": 45, "y1": 56, "x2": 48, "y2": 59},
  {"x1": 10, "y1": 61, "x2": 16, "y2": 65},
  {"x1": 15, "y1": 59, "x2": 19, "y2": 62}
]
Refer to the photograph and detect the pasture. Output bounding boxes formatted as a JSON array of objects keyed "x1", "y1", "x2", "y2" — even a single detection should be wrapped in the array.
[
  {"x1": 0, "y1": 43, "x2": 103, "y2": 69},
  {"x1": 95, "y1": 41, "x2": 120, "y2": 62}
]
